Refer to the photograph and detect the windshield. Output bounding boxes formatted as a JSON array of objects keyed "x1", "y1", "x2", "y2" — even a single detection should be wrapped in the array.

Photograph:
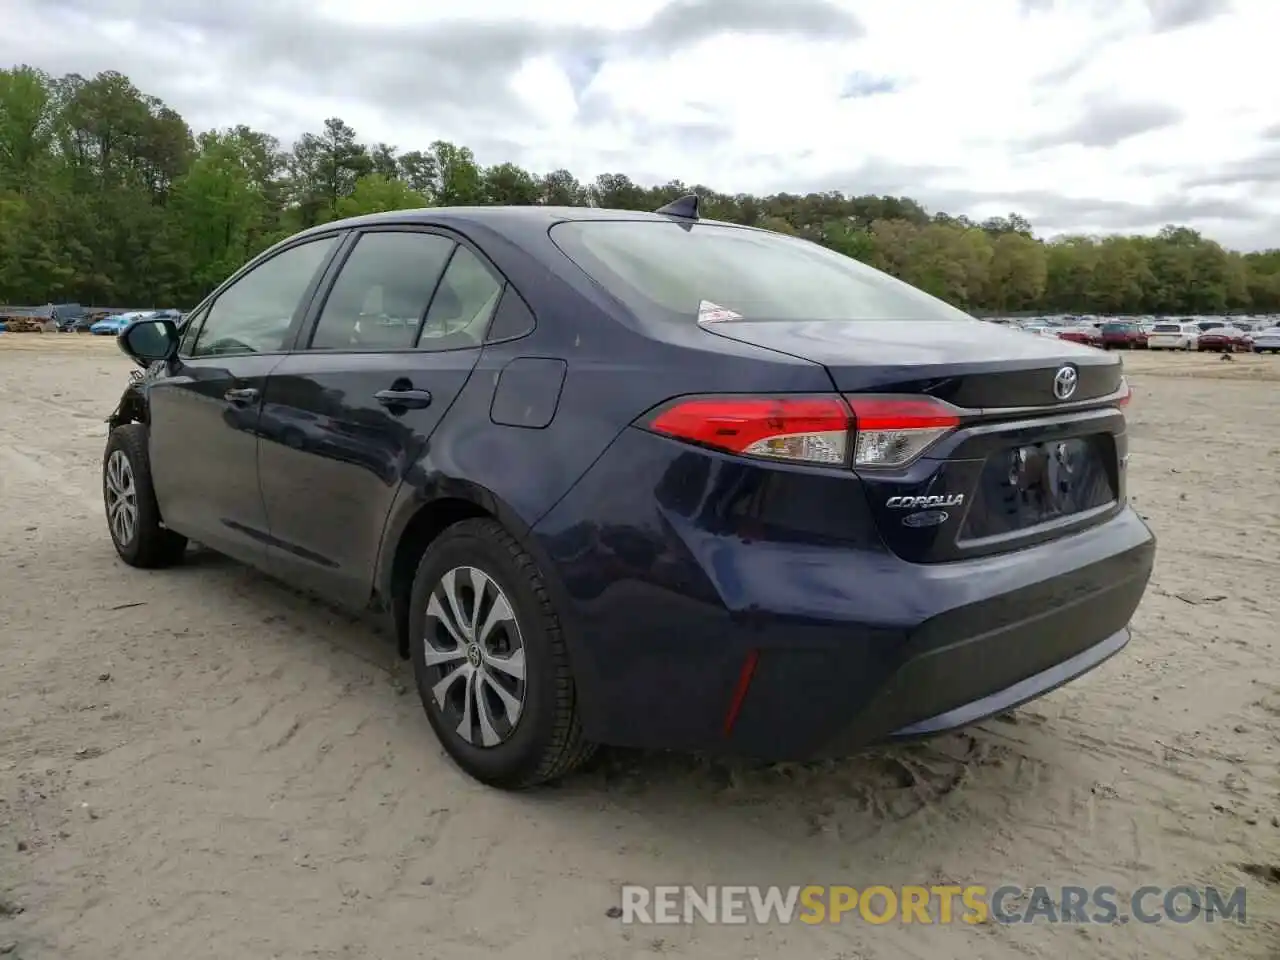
[{"x1": 549, "y1": 220, "x2": 973, "y2": 324}]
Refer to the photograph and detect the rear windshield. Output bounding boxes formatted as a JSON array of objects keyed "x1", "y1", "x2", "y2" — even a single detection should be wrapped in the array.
[
  {"x1": 1101, "y1": 323, "x2": 1133, "y2": 332},
  {"x1": 1152, "y1": 324, "x2": 1181, "y2": 332},
  {"x1": 549, "y1": 220, "x2": 972, "y2": 323}
]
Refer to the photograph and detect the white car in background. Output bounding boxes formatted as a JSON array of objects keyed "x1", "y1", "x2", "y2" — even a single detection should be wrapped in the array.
[
  {"x1": 1145, "y1": 322, "x2": 1199, "y2": 351},
  {"x1": 1251, "y1": 326, "x2": 1280, "y2": 354}
]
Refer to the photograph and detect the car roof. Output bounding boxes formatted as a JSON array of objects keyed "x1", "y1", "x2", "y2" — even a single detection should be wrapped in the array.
[{"x1": 287, "y1": 205, "x2": 740, "y2": 243}]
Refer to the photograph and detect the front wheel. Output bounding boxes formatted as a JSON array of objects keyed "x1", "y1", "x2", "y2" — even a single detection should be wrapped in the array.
[
  {"x1": 103, "y1": 424, "x2": 188, "y2": 567},
  {"x1": 408, "y1": 518, "x2": 595, "y2": 788}
]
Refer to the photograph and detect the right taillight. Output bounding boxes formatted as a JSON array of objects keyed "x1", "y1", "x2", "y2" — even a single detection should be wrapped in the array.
[
  {"x1": 844, "y1": 395, "x2": 962, "y2": 468},
  {"x1": 639, "y1": 392, "x2": 962, "y2": 469},
  {"x1": 1116, "y1": 378, "x2": 1132, "y2": 407}
]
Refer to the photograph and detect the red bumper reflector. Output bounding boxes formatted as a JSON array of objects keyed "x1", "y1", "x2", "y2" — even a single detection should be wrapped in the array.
[{"x1": 722, "y1": 649, "x2": 760, "y2": 736}]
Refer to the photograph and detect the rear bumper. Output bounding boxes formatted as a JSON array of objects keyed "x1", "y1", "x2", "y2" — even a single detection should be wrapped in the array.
[
  {"x1": 888, "y1": 626, "x2": 1127, "y2": 739},
  {"x1": 532, "y1": 427, "x2": 1156, "y2": 760},
  {"x1": 726, "y1": 516, "x2": 1151, "y2": 759}
]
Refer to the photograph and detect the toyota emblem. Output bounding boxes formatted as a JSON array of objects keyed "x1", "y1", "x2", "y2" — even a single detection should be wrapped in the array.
[{"x1": 1052, "y1": 365, "x2": 1078, "y2": 401}]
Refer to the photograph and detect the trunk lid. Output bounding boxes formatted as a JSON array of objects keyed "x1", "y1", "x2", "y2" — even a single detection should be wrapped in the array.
[
  {"x1": 702, "y1": 318, "x2": 1129, "y2": 562},
  {"x1": 700, "y1": 318, "x2": 1122, "y2": 405}
]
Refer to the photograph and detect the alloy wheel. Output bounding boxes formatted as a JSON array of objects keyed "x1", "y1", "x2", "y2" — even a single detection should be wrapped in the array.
[
  {"x1": 105, "y1": 449, "x2": 138, "y2": 546},
  {"x1": 423, "y1": 565, "x2": 527, "y2": 747}
]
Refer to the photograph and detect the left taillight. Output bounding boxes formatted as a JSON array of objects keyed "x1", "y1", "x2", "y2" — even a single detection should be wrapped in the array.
[
  {"x1": 642, "y1": 395, "x2": 853, "y2": 465},
  {"x1": 639, "y1": 393, "x2": 963, "y2": 469},
  {"x1": 843, "y1": 395, "x2": 962, "y2": 468}
]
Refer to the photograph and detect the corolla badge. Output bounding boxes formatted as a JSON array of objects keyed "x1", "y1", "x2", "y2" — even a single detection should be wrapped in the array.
[
  {"x1": 902, "y1": 510, "x2": 949, "y2": 528},
  {"x1": 885, "y1": 494, "x2": 964, "y2": 509},
  {"x1": 1053, "y1": 364, "x2": 1079, "y2": 400}
]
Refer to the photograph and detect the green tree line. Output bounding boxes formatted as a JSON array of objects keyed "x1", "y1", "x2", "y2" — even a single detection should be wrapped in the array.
[{"x1": 2, "y1": 65, "x2": 1277, "y2": 314}]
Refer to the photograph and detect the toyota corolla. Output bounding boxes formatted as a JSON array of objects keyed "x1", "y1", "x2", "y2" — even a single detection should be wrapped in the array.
[{"x1": 102, "y1": 199, "x2": 1155, "y2": 789}]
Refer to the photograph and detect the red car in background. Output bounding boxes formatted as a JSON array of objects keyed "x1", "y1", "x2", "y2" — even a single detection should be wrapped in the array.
[
  {"x1": 1057, "y1": 325, "x2": 1104, "y2": 348},
  {"x1": 1196, "y1": 326, "x2": 1248, "y2": 352},
  {"x1": 1100, "y1": 322, "x2": 1147, "y2": 349}
]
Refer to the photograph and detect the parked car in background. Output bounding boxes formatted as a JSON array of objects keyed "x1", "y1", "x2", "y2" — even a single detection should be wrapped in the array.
[
  {"x1": 1057, "y1": 325, "x2": 1104, "y2": 348},
  {"x1": 1251, "y1": 326, "x2": 1280, "y2": 354},
  {"x1": 1145, "y1": 322, "x2": 1199, "y2": 351},
  {"x1": 52, "y1": 303, "x2": 88, "y2": 332},
  {"x1": 1100, "y1": 322, "x2": 1147, "y2": 350},
  {"x1": 91, "y1": 311, "x2": 150, "y2": 335},
  {"x1": 98, "y1": 200, "x2": 1154, "y2": 789},
  {"x1": 1197, "y1": 326, "x2": 1247, "y2": 352}
]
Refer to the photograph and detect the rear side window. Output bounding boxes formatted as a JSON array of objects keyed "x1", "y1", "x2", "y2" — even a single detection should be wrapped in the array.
[
  {"x1": 549, "y1": 220, "x2": 972, "y2": 324},
  {"x1": 417, "y1": 246, "x2": 503, "y2": 349},
  {"x1": 310, "y1": 232, "x2": 456, "y2": 350}
]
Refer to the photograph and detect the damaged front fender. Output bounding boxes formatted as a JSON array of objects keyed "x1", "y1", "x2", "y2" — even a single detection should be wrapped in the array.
[{"x1": 106, "y1": 369, "x2": 148, "y2": 430}]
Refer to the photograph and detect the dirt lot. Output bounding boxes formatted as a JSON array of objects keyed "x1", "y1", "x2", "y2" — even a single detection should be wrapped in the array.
[{"x1": 1, "y1": 335, "x2": 1277, "y2": 960}]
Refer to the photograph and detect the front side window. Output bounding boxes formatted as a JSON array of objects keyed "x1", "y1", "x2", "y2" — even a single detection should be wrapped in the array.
[
  {"x1": 191, "y1": 236, "x2": 338, "y2": 357},
  {"x1": 177, "y1": 306, "x2": 208, "y2": 356},
  {"x1": 417, "y1": 245, "x2": 503, "y2": 350},
  {"x1": 309, "y1": 231, "x2": 457, "y2": 350},
  {"x1": 549, "y1": 220, "x2": 973, "y2": 324}
]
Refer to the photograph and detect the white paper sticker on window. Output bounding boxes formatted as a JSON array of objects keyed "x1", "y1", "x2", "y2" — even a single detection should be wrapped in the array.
[{"x1": 697, "y1": 300, "x2": 743, "y2": 324}]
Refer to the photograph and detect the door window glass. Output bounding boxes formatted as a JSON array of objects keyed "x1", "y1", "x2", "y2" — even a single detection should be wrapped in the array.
[
  {"x1": 190, "y1": 236, "x2": 338, "y2": 357},
  {"x1": 177, "y1": 307, "x2": 207, "y2": 356},
  {"x1": 309, "y1": 232, "x2": 456, "y2": 350},
  {"x1": 418, "y1": 246, "x2": 503, "y2": 350}
]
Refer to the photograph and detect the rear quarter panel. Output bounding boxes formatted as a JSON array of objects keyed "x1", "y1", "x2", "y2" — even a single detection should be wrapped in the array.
[{"x1": 374, "y1": 218, "x2": 833, "y2": 594}]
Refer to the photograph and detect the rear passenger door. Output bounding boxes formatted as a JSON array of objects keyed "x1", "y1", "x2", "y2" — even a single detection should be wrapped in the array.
[{"x1": 257, "y1": 226, "x2": 506, "y2": 605}]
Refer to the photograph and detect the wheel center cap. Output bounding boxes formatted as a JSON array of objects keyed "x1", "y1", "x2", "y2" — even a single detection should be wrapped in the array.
[{"x1": 465, "y1": 643, "x2": 482, "y2": 668}]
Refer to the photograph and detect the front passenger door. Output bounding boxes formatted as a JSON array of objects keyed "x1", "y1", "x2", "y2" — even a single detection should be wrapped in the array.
[{"x1": 147, "y1": 235, "x2": 341, "y2": 564}]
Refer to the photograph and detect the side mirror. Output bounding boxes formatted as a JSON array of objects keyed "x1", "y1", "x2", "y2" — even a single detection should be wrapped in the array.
[{"x1": 118, "y1": 318, "x2": 178, "y2": 365}]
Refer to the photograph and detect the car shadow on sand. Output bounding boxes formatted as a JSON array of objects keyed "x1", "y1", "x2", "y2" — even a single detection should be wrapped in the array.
[{"x1": 151, "y1": 541, "x2": 1074, "y2": 873}]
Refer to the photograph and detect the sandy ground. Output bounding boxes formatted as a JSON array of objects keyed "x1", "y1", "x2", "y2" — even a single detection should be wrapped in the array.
[{"x1": 1, "y1": 335, "x2": 1278, "y2": 960}]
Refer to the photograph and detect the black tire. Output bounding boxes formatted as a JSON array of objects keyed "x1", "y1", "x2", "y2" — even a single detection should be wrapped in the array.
[
  {"x1": 408, "y1": 518, "x2": 595, "y2": 788},
  {"x1": 103, "y1": 423, "x2": 188, "y2": 568}
]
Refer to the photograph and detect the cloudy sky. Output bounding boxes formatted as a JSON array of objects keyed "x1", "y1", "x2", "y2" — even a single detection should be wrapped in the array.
[{"x1": 3, "y1": 0, "x2": 1278, "y2": 248}]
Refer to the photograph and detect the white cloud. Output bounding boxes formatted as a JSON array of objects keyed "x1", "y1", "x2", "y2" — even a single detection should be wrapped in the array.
[{"x1": 2, "y1": 0, "x2": 1278, "y2": 247}]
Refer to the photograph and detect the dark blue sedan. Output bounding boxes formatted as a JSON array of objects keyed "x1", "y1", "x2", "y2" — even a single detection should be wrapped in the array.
[{"x1": 102, "y1": 199, "x2": 1155, "y2": 788}]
